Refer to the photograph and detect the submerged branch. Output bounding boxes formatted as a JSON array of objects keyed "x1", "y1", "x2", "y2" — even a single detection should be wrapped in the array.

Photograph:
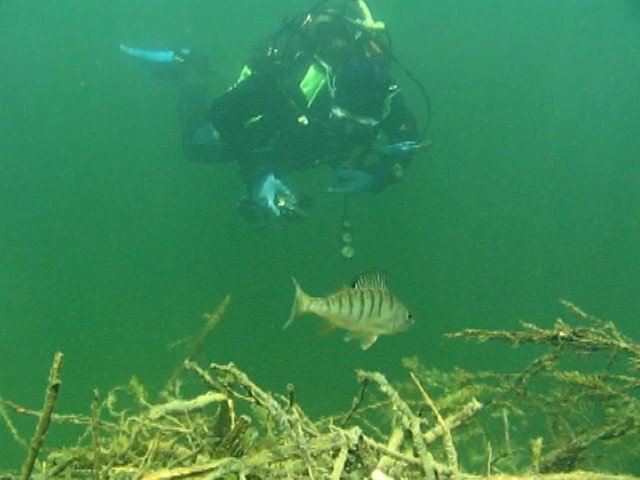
[
  {"x1": 21, "y1": 352, "x2": 63, "y2": 480},
  {"x1": 0, "y1": 301, "x2": 637, "y2": 479}
]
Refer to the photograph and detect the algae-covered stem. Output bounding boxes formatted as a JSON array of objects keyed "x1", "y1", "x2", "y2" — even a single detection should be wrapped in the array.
[
  {"x1": 411, "y1": 371, "x2": 459, "y2": 478},
  {"x1": 210, "y1": 362, "x2": 317, "y2": 472},
  {"x1": 357, "y1": 370, "x2": 439, "y2": 480},
  {"x1": 0, "y1": 393, "x2": 27, "y2": 449},
  {"x1": 448, "y1": 299, "x2": 640, "y2": 361},
  {"x1": 91, "y1": 389, "x2": 101, "y2": 480},
  {"x1": 341, "y1": 377, "x2": 368, "y2": 427},
  {"x1": 165, "y1": 294, "x2": 231, "y2": 392},
  {"x1": 21, "y1": 351, "x2": 64, "y2": 480},
  {"x1": 423, "y1": 397, "x2": 483, "y2": 446},
  {"x1": 371, "y1": 426, "x2": 408, "y2": 477}
]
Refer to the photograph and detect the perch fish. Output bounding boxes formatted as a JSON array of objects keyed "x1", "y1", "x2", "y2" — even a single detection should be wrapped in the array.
[{"x1": 284, "y1": 272, "x2": 413, "y2": 350}]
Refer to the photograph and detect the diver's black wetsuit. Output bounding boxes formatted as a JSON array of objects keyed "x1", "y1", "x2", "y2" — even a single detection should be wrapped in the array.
[{"x1": 183, "y1": 5, "x2": 420, "y2": 195}]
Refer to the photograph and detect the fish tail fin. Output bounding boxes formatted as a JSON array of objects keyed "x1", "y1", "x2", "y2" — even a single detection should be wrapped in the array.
[{"x1": 284, "y1": 277, "x2": 309, "y2": 329}]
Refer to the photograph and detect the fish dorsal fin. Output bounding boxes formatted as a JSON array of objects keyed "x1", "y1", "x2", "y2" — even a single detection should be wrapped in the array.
[{"x1": 352, "y1": 271, "x2": 388, "y2": 289}]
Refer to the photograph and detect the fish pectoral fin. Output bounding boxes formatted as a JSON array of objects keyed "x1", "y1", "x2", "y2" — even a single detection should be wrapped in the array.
[
  {"x1": 319, "y1": 321, "x2": 338, "y2": 335},
  {"x1": 344, "y1": 332, "x2": 378, "y2": 350},
  {"x1": 343, "y1": 331, "x2": 360, "y2": 343},
  {"x1": 359, "y1": 335, "x2": 378, "y2": 350}
]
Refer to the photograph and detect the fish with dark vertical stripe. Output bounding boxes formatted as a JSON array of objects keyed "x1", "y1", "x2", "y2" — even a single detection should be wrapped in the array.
[{"x1": 284, "y1": 272, "x2": 413, "y2": 349}]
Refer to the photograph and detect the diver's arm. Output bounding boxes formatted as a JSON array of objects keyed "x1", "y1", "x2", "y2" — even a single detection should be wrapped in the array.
[
  {"x1": 328, "y1": 94, "x2": 425, "y2": 194},
  {"x1": 382, "y1": 92, "x2": 420, "y2": 145},
  {"x1": 367, "y1": 92, "x2": 422, "y2": 190}
]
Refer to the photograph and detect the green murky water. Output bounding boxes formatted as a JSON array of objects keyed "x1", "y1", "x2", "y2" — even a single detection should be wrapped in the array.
[{"x1": 1, "y1": 0, "x2": 639, "y2": 472}]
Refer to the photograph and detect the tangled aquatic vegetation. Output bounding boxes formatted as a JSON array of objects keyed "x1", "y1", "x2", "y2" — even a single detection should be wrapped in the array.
[{"x1": 1, "y1": 298, "x2": 638, "y2": 479}]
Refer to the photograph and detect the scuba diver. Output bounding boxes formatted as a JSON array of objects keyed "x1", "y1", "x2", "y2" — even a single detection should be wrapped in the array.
[{"x1": 121, "y1": 0, "x2": 430, "y2": 221}]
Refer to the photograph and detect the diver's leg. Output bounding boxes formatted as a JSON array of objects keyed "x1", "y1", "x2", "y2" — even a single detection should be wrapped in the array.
[
  {"x1": 179, "y1": 81, "x2": 225, "y2": 163},
  {"x1": 120, "y1": 45, "x2": 224, "y2": 162},
  {"x1": 166, "y1": 50, "x2": 224, "y2": 163}
]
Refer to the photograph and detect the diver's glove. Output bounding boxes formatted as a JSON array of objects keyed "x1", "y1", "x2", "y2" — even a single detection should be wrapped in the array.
[
  {"x1": 328, "y1": 168, "x2": 379, "y2": 194},
  {"x1": 376, "y1": 140, "x2": 430, "y2": 158},
  {"x1": 326, "y1": 140, "x2": 430, "y2": 194},
  {"x1": 120, "y1": 44, "x2": 191, "y2": 64},
  {"x1": 191, "y1": 122, "x2": 221, "y2": 147},
  {"x1": 255, "y1": 174, "x2": 305, "y2": 219}
]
